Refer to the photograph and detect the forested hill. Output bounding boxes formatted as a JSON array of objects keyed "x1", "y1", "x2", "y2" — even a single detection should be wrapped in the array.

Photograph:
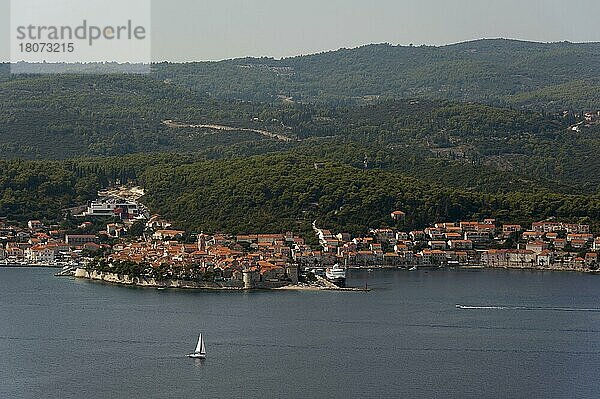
[
  {"x1": 1, "y1": 72, "x2": 599, "y2": 192},
  {"x1": 152, "y1": 39, "x2": 600, "y2": 110},
  {"x1": 0, "y1": 74, "x2": 291, "y2": 158},
  {"x1": 1, "y1": 39, "x2": 600, "y2": 232},
  {"x1": 2, "y1": 154, "x2": 600, "y2": 236},
  {"x1": 3, "y1": 39, "x2": 600, "y2": 110}
]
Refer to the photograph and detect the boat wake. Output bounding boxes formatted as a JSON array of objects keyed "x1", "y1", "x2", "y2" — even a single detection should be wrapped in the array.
[
  {"x1": 456, "y1": 305, "x2": 511, "y2": 310},
  {"x1": 456, "y1": 304, "x2": 600, "y2": 312}
]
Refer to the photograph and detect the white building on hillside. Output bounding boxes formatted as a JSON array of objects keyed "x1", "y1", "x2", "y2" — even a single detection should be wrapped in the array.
[{"x1": 84, "y1": 196, "x2": 141, "y2": 219}]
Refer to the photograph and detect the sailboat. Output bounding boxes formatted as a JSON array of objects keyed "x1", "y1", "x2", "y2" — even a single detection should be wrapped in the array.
[{"x1": 187, "y1": 334, "x2": 206, "y2": 359}]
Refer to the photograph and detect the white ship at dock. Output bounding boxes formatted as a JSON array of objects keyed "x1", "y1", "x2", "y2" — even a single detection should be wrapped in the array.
[{"x1": 325, "y1": 264, "x2": 347, "y2": 287}]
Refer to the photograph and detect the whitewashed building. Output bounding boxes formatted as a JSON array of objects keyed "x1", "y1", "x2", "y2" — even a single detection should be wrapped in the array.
[
  {"x1": 84, "y1": 196, "x2": 141, "y2": 219},
  {"x1": 26, "y1": 245, "x2": 55, "y2": 263}
]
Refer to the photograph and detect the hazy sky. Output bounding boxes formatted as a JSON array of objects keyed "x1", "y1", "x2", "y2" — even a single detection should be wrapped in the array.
[{"x1": 2, "y1": 0, "x2": 600, "y2": 62}]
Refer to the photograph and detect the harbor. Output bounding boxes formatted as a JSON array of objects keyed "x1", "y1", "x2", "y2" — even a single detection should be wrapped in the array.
[{"x1": 2, "y1": 190, "x2": 599, "y2": 295}]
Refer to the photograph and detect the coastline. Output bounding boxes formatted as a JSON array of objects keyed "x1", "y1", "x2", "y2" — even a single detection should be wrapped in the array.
[
  {"x1": 73, "y1": 268, "x2": 369, "y2": 292},
  {"x1": 0, "y1": 261, "x2": 65, "y2": 269},
  {"x1": 485, "y1": 264, "x2": 599, "y2": 274},
  {"x1": 71, "y1": 264, "x2": 598, "y2": 293},
  {"x1": 3, "y1": 263, "x2": 595, "y2": 276},
  {"x1": 348, "y1": 265, "x2": 600, "y2": 274}
]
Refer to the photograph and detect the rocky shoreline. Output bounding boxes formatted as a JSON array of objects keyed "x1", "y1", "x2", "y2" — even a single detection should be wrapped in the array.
[
  {"x1": 73, "y1": 269, "x2": 369, "y2": 292},
  {"x1": 68, "y1": 266, "x2": 599, "y2": 293}
]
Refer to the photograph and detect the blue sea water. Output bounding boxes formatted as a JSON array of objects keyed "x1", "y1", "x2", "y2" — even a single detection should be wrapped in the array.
[{"x1": 1, "y1": 267, "x2": 599, "y2": 399}]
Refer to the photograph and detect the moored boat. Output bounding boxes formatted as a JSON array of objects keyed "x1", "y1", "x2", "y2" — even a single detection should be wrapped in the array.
[{"x1": 325, "y1": 264, "x2": 346, "y2": 287}]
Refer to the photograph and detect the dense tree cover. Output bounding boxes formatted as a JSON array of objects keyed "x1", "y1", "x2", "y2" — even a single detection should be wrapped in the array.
[
  {"x1": 504, "y1": 80, "x2": 600, "y2": 112},
  {"x1": 8, "y1": 39, "x2": 595, "y2": 109},
  {"x1": 0, "y1": 154, "x2": 192, "y2": 223},
  {"x1": 1, "y1": 152, "x2": 599, "y2": 235},
  {"x1": 1, "y1": 72, "x2": 597, "y2": 192},
  {"x1": 1, "y1": 39, "x2": 600, "y2": 233},
  {"x1": 0, "y1": 159, "x2": 100, "y2": 221},
  {"x1": 282, "y1": 100, "x2": 600, "y2": 191},
  {"x1": 138, "y1": 153, "x2": 600, "y2": 236},
  {"x1": 151, "y1": 39, "x2": 600, "y2": 110},
  {"x1": 0, "y1": 74, "x2": 295, "y2": 158},
  {"x1": 289, "y1": 142, "x2": 577, "y2": 195}
]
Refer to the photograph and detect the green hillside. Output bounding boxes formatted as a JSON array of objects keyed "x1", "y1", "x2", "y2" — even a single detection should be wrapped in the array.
[
  {"x1": 152, "y1": 39, "x2": 600, "y2": 110},
  {"x1": 2, "y1": 154, "x2": 599, "y2": 236},
  {"x1": 1, "y1": 39, "x2": 599, "y2": 232}
]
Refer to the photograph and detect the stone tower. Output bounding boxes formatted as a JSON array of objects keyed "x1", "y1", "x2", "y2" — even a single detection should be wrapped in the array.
[{"x1": 197, "y1": 232, "x2": 206, "y2": 252}]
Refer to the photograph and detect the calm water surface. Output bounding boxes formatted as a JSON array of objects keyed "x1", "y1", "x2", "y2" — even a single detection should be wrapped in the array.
[{"x1": 1, "y1": 267, "x2": 599, "y2": 398}]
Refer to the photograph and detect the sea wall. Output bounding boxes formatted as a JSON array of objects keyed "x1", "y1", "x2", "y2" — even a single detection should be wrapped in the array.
[
  {"x1": 73, "y1": 269, "x2": 294, "y2": 290},
  {"x1": 74, "y1": 269, "x2": 246, "y2": 290},
  {"x1": 484, "y1": 264, "x2": 595, "y2": 273}
]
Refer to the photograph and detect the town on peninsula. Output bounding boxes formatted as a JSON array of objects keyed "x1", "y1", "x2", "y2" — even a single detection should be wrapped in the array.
[{"x1": 1, "y1": 186, "x2": 599, "y2": 291}]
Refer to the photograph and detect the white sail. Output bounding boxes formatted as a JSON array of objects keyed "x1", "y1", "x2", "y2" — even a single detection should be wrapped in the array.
[
  {"x1": 200, "y1": 335, "x2": 206, "y2": 355},
  {"x1": 195, "y1": 334, "x2": 203, "y2": 353}
]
